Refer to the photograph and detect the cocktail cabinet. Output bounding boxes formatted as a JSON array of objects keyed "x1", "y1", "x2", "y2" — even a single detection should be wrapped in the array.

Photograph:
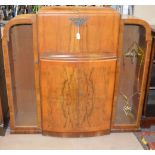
[{"x1": 2, "y1": 7, "x2": 152, "y2": 136}]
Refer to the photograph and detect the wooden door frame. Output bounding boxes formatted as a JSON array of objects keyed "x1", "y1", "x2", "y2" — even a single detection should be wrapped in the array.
[{"x1": 2, "y1": 14, "x2": 41, "y2": 133}]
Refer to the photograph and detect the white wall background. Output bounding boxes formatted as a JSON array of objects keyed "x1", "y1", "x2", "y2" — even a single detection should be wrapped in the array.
[{"x1": 134, "y1": 5, "x2": 155, "y2": 25}]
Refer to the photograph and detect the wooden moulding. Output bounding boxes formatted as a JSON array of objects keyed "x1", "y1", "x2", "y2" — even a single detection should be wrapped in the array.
[
  {"x1": 2, "y1": 14, "x2": 41, "y2": 133},
  {"x1": 111, "y1": 17, "x2": 152, "y2": 131}
]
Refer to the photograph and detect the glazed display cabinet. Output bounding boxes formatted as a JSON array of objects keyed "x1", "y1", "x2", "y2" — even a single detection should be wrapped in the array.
[{"x1": 2, "y1": 7, "x2": 152, "y2": 137}]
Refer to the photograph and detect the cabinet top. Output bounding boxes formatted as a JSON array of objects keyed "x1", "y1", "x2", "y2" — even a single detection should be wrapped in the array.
[{"x1": 38, "y1": 6, "x2": 120, "y2": 15}]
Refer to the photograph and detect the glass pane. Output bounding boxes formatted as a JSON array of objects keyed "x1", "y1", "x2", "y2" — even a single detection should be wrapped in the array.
[
  {"x1": 114, "y1": 25, "x2": 146, "y2": 125},
  {"x1": 9, "y1": 24, "x2": 37, "y2": 126}
]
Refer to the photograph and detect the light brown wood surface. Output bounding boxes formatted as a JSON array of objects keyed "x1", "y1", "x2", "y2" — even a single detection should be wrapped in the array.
[
  {"x1": 38, "y1": 7, "x2": 120, "y2": 54},
  {"x1": 38, "y1": 7, "x2": 119, "y2": 136},
  {"x1": 1, "y1": 7, "x2": 153, "y2": 136},
  {"x1": 41, "y1": 58, "x2": 116, "y2": 134}
]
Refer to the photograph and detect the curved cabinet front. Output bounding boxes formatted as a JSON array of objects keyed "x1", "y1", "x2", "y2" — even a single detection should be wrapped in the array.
[{"x1": 40, "y1": 56, "x2": 116, "y2": 136}]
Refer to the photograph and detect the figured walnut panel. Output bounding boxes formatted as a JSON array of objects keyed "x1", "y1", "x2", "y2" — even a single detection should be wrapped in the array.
[
  {"x1": 38, "y1": 13, "x2": 120, "y2": 54},
  {"x1": 41, "y1": 59, "x2": 116, "y2": 133}
]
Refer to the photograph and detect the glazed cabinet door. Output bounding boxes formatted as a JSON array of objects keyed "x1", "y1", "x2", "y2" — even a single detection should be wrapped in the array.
[
  {"x1": 40, "y1": 58, "x2": 116, "y2": 135},
  {"x1": 2, "y1": 15, "x2": 41, "y2": 133},
  {"x1": 10, "y1": 25, "x2": 37, "y2": 126},
  {"x1": 112, "y1": 21, "x2": 152, "y2": 130}
]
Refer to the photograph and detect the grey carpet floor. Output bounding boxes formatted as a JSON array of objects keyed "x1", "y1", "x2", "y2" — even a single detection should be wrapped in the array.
[{"x1": 0, "y1": 131, "x2": 143, "y2": 150}]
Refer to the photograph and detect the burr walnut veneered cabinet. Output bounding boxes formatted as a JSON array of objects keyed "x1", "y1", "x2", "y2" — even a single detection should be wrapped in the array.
[{"x1": 2, "y1": 7, "x2": 152, "y2": 136}]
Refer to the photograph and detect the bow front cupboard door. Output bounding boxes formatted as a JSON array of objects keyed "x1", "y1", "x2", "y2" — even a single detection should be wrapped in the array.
[{"x1": 40, "y1": 58, "x2": 116, "y2": 136}]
